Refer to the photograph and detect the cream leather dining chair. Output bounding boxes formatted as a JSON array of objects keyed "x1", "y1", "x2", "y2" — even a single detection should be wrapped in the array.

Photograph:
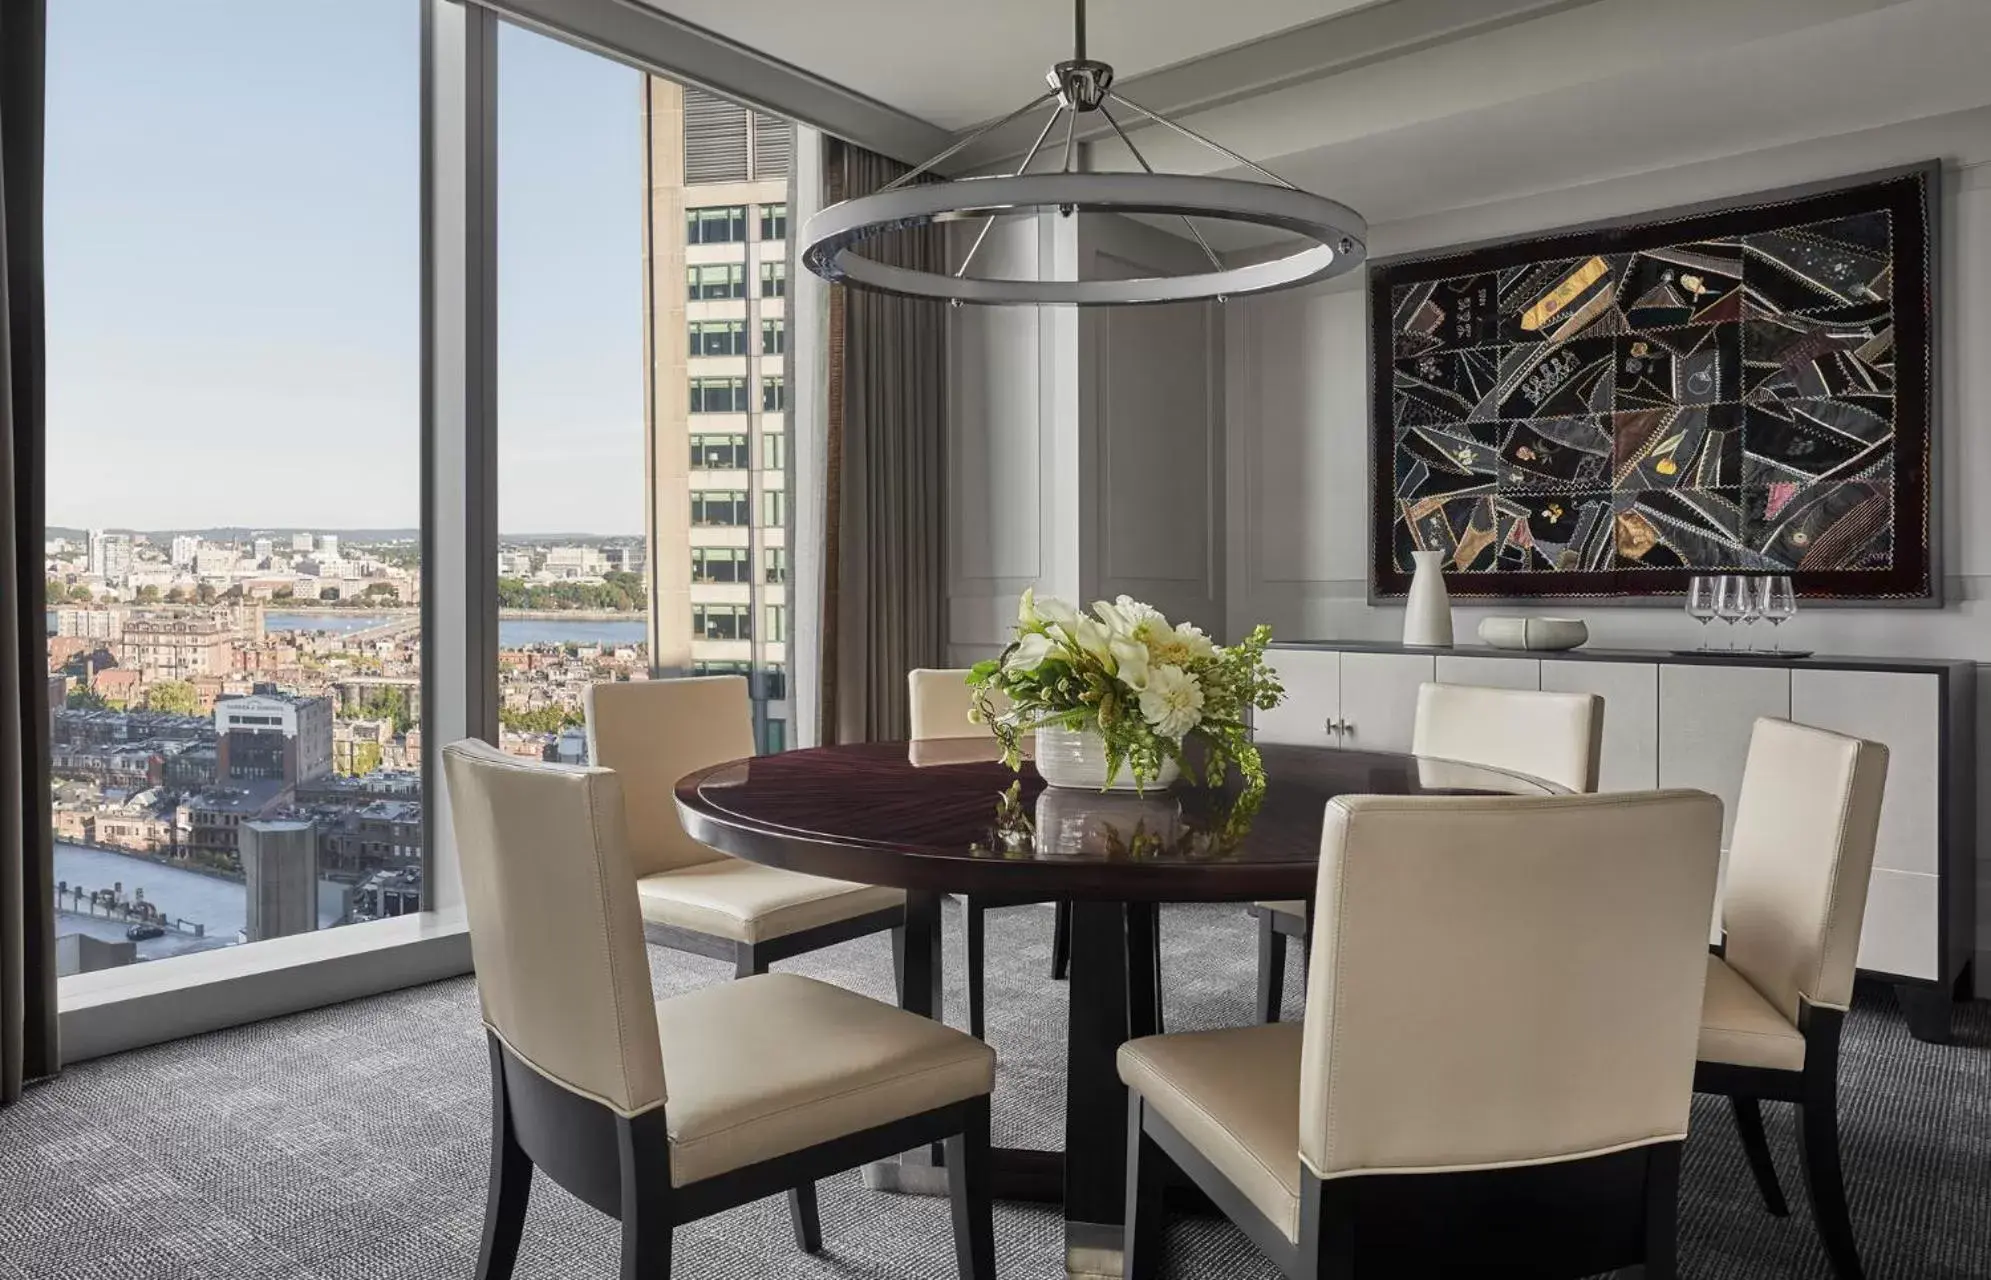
[
  {"x1": 586, "y1": 675, "x2": 905, "y2": 978},
  {"x1": 908, "y1": 668, "x2": 1068, "y2": 1040},
  {"x1": 1695, "y1": 718, "x2": 1888, "y2": 1280},
  {"x1": 1126, "y1": 789, "x2": 1721, "y2": 1279},
  {"x1": 442, "y1": 739, "x2": 997, "y2": 1280},
  {"x1": 1254, "y1": 680, "x2": 1604, "y2": 1022}
]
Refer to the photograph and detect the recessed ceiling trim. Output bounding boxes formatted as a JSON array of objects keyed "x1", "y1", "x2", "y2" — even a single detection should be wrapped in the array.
[
  {"x1": 954, "y1": 0, "x2": 1609, "y2": 172},
  {"x1": 468, "y1": 0, "x2": 952, "y2": 166}
]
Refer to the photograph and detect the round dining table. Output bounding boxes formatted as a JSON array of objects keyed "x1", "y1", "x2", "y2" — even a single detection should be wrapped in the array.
[{"x1": 676, "y1": 738, "x2": 1562, "y2": 1278}]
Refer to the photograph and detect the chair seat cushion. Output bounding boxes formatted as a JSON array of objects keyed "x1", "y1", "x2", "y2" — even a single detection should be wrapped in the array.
[
  {"x1": 1255, "y1": 900, "x2": 1307, "y2": 918},
  {"x1": 1118, "y1": 1022, "x2": 1305, "y2": 1241},
  {"x1": 658, "y1": 973, "x2": 995, "y2": 1186},
  {"x1": 1700, "y1": 955, "x2": 1806, "y2": 1072},
  {"x1": 637, "y1": 860, "x2": 905, "y2": 943}
]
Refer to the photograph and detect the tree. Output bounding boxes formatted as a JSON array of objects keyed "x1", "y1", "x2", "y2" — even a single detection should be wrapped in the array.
[
  {"x1": 164, "y1": 586, "x2": 188, "y2": 604},
  {"x1": 499, "y1": 704, "x2": 583, "y2": 735},
  {"x1": 67, "y1": 583, "x2": 96, "y2": 604},
  {"x1": 143, "y1": 681, "x2": 200, "y2": 717},
  {"x1": 319, "y1": 587, "x2": 339, "y2": 601},
  {"x1": 134, "y1": 585, "x2": 162, "y2": 604},
  {"x1": 362, "y1": 582, "x2": 400, "y2": 602},
  {"x1": 271, "y1": 586, "x2": 293, "y2": 601},
  {"x1": 66, "y1": 686, "x2": 108, "y2": 711},
  {"x1": 195, "y1": 582, "x2": 218, "y2": 605}
]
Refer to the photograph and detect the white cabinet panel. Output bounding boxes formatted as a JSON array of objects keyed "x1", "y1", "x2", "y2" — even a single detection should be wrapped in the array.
[
  {"x1": 1790, "y1": 670, "x2": 1941, "y2": 876},
  {"x1": 1856, "y1": 869, "x2": 1941, "y2": 980},
  {"x1": 1658, "y1": 665, "x2": 1790, "y2": 944},
  {"x1": 1541, "y1": 660, "x2": 1659, "y2": 793},
  {"x1": 1339, "y1": 652, "x2": 1436, "y2": 753},
  {"x1": 1658, "y1": 665, "x2": 1791, "y2": 845},
  {"x1": 1435, "y1": 655, "x2": 1539, "y2": 691},
  {"x1": 1256, "y1": 649, "x2": 1339, "y2": 747}
]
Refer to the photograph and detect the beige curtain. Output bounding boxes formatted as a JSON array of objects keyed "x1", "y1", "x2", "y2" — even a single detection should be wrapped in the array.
[
  {"x1": 819, "y1": 139, "x2": 948, "y2": 744},
  {"x1": 2, "y1": 0, "x2": 59, "y2": 1105}
]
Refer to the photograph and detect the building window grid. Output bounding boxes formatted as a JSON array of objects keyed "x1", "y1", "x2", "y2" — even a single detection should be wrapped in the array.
[
  {"x1": 760, "y1": 318, "x2": 785, "y2": 355},
  {"x1": 685, "y1": 204, "x2": 747, "y2": 244},
  {"x1": 691, "y1": 547, "x2": 750, "y2": 583},
  {"x1": 691, "y1": 490, "x2": 750, "y2": 527},
  {"x1": 764, "y1": 603, "x2": 787, "y2": 642},
  {"x1": 689, "y1": 433, "x2": 749, "y2": 469},
  {"x1": 760, "y1": 203, "x2": 788, "y2": 240},
  {"x1": 687, "y1": 263, "x2": 746, "y2": 300},
  {"x1": 693, "y1": 603, "x2": 750, "y2": 640},
  {"x1": 763, "y1": 546, "x2": 787, "y2": 584},
  {"x1": 759, "y1": 260, "x2": 786, "y2": 298},
  {"x1": 761, "y1": 375, "x2": 786, "y2": 413},
  {"x1": 690, "y1": 319, "x2": 748, "y2": 356},
  {"x1": 689, "y1": 377, "x2": 748, "y2": 413},
  {"x1": 761, "y1": 490, "x2": 787, "y2": 527},
  {"x1": 762, "y1": 432, "x2": 786, "y2": 470}
]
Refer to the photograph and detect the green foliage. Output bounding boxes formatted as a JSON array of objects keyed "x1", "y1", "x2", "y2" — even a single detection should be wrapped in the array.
[
  {"x1": 970, "y1": 597, "x2": 1283, "y2": 809},
  {"x1": 496, "y1": 570, "x2": 646, "y2": 613},
  {"x1": 499, "y1": 704, "x2": 585, "y2": 735},
  {"x1": 66, "y1": 686, "x2": 108, "y2": 711},
  {"x1": 351, "y1": 685, "x2": 415, "y2": 733},
  {"x1": 134, "y1": 585, "x2": 162, "y2": 604},
  {"x1": 361, "y1": 582, "x2": 400, "y2": 600},
  {"x1": 142, "y1": 680, "x2": 201, "y2": 717},
  {"x1": 341, "y1": 741, "x2": 384, "y2": 777},
  {"x1": 195, "y1": 582, "x2": 218, "y2": 605},
  {"x1": 270, "y1": 586, "x2": 293, "y2": 600},
  {"x1": 165, "y1": 586, "x2": 189, "y2": 603}
]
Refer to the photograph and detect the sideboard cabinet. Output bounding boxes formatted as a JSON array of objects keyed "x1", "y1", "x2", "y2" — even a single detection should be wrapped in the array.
[{"x1": 1260, "y1": 641, "x2": 1975, "y2": 1043}]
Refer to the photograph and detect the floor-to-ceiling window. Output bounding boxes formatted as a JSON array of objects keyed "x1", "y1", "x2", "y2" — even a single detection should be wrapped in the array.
[
  {"x1": 497, "y1": 24, "x2": 796, "y2": 756},
  {"x1": 43, "y1": 0, "x2": 424, "y2": 978}
]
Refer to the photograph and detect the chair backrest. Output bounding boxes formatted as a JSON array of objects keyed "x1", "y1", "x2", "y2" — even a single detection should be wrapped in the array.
[
  {"x1": 908, "y1": 668, "x2": 982, "y2": 741},
  {"x1": 1299, "y1": 790, "x2": 1721, "y2": 1181},
  {"x1": 1412, "y1": 682, "x2": 1604, "y2": 793},
  {"x1": 441, "y1": 739, "x2": 665, "y2": 1116},
  {"x1": 1722, "y1": 717, "x2": 1888, "y2": 1020},
  {"x1": 585, "y1": 676, "x2": 756, "y2": 876}
]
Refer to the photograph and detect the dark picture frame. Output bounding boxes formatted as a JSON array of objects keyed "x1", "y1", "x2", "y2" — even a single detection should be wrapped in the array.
[{"x1": 1368, "y1": 164, "x2": 1939, "y2": 605}]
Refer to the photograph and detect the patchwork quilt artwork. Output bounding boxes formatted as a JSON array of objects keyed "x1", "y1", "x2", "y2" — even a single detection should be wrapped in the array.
[{"x1": 1369, "y1": 168, "x2": 1936, "y2": 602}]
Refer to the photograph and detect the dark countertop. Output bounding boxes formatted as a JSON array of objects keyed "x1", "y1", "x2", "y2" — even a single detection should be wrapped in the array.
[{"x1": 1270, "y1": 638, "x2": 1977, "y2": 675}]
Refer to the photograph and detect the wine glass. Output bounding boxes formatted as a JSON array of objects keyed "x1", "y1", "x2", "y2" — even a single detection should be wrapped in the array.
[
  {"x1": 1686, "y1": 576, "x2": 1718, "y2": 649},
  {"x1": 1758, "y1": 575, "x2": 1797, "y2": 652},
  {"x1": 1715, "y1": 575, "x2": 1754, "y2": 650}
]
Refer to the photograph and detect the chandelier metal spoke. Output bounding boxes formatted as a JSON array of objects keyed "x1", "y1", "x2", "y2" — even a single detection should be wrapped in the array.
[{"x1": 802, "y1": 0, "x2": 1365, "y2": 306}]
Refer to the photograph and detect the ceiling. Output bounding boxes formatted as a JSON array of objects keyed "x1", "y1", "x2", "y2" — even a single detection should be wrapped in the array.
[{"x1": 628, "y1": 0, "x2": 1394, "y2": 131}]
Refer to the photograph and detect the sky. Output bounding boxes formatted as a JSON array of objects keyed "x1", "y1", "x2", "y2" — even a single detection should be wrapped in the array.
[{"x1": 44, "y1": 1, "x2": 647, "y2": 535}]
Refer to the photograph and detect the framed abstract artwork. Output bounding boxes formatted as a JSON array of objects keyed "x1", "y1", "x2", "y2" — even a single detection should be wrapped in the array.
[{"x1": 1369, "y1": 165, "x2": 1938, "y2": 604}]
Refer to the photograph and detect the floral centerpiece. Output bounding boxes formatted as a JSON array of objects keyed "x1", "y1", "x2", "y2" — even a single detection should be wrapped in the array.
[{"x1": 968, "y1": 590, "x2": 1284, "y2": 797}]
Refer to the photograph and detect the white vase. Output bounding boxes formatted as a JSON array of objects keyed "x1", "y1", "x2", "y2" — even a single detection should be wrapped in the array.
[
  {"x1": 1034, "y1": 725, "x2": 1180, "y2": 792},
  {"x1": 1403, "y1": 549, "x2": 1454, "y2": 647}
]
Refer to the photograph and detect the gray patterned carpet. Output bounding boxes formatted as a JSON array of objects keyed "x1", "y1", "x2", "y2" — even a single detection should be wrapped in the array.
[{"x1": 2, "y1": 901, "x2": 1987, "y2": 1279}]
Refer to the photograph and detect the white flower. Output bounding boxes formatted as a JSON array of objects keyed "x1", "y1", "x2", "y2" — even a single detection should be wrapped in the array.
[
  {"x1": 1169, "y1": 621, "x2": 1216, "y2": 663},
  {"x1": 1139, "y1": 663, "x2": 1204, "y2": 739},
  {"x1": 1110, "y1": 637, "x2": 1150, "y2": 691},
  {"x1": 1115, "y1": 594, "x2": 1167, "y2": 631},
  {"x1": 1017, "y1": 587, "x2": 1038, "y2": 626},
  {"x1": 1094, "y1": 594, "x2": 1166, "y2": 637},
  {"x1": 1073, "y1": 615, "x2": 1116, "y2": 666},
  {"x1": 1003, "y1": 632, "x2": 1054, "y2": 673},
  {"x1": 1035, "y1": 594, "x2": 1080, "y2": 632}
]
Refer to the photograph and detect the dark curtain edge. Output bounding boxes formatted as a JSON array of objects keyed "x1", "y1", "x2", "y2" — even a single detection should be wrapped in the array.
[{"x1": 1, "y1": 0, "x2": 59, "y2": 1103}]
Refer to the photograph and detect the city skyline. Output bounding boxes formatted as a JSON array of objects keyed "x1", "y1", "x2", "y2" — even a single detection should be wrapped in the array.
[{"x1": 43, "y1": 2, "x2": 648, "y2": 534}]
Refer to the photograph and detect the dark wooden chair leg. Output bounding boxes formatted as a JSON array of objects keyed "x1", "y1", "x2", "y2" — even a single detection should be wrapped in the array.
[
  {"x1": 1730, "y1": 1095, "x2": 1790, "y2": 1216},
  {"x1": 1124, "y1": 1096, "x2": 1167, "y2": 1280},
  {"x1": 1256, "y1": 910, "x2": 1286, "y2": 1024},
  {"x1": 476, "y1": 1044, "x2": 532, "y2": 1280},
  {"x1": 946, "y1": 1098, "x2": 996, "y2": 1280},
  {"x1": 1126, "y1": 903, "x2": 1162, "y2": 1038},
  {"x1": 1799, "y1": 1088, "x2": 1865, "y2": 1280},
  {"x1": 966, "y1": 898, "x2": 987, "y2": 1040},
  {"x1": 891, "y1": 924, "x2": 906, "y2": 1006},
  {"x1": 735, "y1": 944, "x2": 767, "y2": 979},
  {"x1": 788, "y1": 1183, "x2": 823, "y2": 1254},
  {"x1": 1050, "y1": 899, "x2": 1072, "y2": 980},
  {"x1": 1643, "y1": 1142, "x2": 1682, "y2": 1280},
  {"x1": 617, "y1": 1112, "x2": 674, "y2": 1280}
]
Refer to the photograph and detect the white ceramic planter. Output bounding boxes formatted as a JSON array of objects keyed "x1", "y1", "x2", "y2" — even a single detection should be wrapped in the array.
[
  {"x1": 1403, "y1": 548, "x2": 1454, "y2": 647},
  {"x1": 1034, "y1": 787, "x2": 1185, "y2": 857},
  {"x1": 1035, "y1": 725, "x2": 1180, "y2": 792}
]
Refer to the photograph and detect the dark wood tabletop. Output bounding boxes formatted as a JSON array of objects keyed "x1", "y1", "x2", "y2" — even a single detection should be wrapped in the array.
[{"x1": 675, "y1": 739, "x2": 1563, "y2": 902}]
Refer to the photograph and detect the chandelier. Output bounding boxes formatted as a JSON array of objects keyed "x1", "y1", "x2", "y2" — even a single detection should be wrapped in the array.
[{"x1": 799, "y1": 0, "x2": 1368, "y2": 306}]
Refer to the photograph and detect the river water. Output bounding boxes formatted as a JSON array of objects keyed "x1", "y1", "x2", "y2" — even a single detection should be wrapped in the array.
[{"x1": 263, "y1": 611, "x2": 647, "y2": 647}]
